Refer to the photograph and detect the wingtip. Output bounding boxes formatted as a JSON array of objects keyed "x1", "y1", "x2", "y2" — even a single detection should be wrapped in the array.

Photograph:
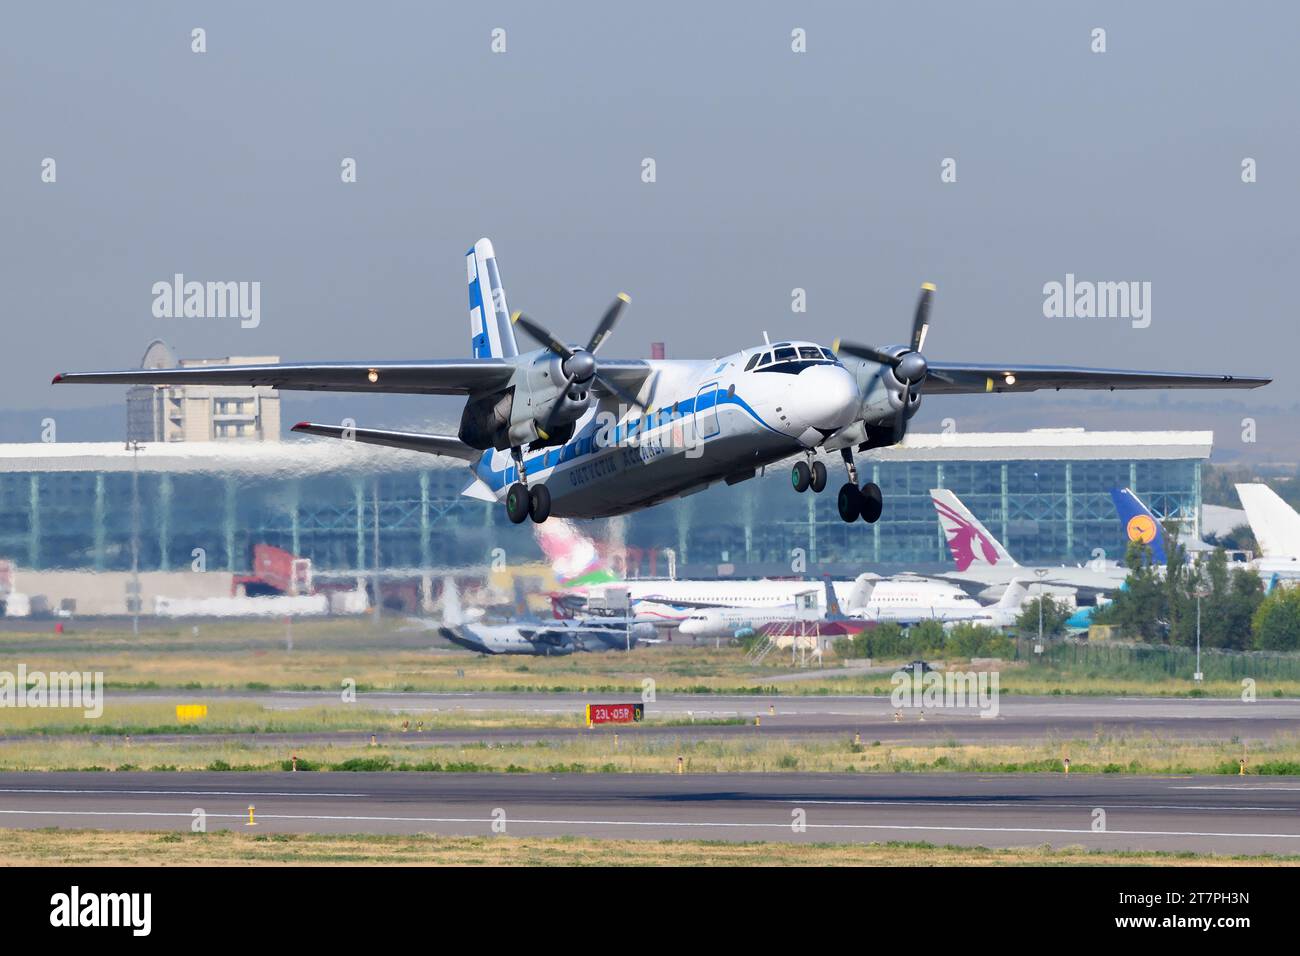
[
  {"x1": 292, "y1": 421, "x2": 311, "y2": 431},
  {"x1": 51, "y1": 373, "x2": 64, "y2": 384}
]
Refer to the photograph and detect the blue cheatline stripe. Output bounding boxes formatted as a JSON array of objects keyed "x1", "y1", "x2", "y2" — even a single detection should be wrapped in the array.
[{"x1": 473, "y1": 389, "x2": 783, "y2": 492}]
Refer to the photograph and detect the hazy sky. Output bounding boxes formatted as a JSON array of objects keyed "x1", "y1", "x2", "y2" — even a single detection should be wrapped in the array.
[{"x1": 4, "y1": 2, "x2": 1297, "y2": 443}]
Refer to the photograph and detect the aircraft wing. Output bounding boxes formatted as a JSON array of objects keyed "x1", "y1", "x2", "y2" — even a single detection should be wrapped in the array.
[
  {"x1": 52, "y1": 360, "x2": 516, "y2": 396},
  {"x1": 291, "y1": 423, "x2": 481, "y2": 461},
  {"x1": 923, "y1": 363, "x2": 1270, "y2": 395}
]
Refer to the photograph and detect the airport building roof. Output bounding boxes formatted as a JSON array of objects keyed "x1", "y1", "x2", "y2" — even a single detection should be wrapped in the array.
[
  {"x1": 0, "y1": 428, "x2": 1213, "y2": 474},
  {"x1": 871, "y1": 428, "x2": 1213, "y2": 462}
]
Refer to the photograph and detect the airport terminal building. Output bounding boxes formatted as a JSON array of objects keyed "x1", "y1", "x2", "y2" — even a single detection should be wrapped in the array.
[{"x1": 0, "y1": 428, "x2": 1209, "y2": 580}]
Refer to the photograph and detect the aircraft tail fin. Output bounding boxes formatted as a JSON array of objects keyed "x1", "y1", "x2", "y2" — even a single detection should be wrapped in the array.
[
  {"x1": 822, "y1": 575, "x2": 844, "y2": 620},
  {"x1": 466, "y1": 238, "x2": 519, "y2": 359},
  {"x1": 1236, "y1": 483, "x2": 1300, "y2": 559},
  {"x1": 1110, "y1": 487, "x2": 1167, "y2": 564},
  {"x1": 930, "y1": 489, "x2": 1019, "y2": 571},
  {"x1": 441, "y1": 576, "x2": 464, "y2": 626},
  {"x1": 997, "y1": 578, "x2": 1029, "y2": 610},
  {"x1": 847, "y1": 572, "x2": 879, "y2": 611}
]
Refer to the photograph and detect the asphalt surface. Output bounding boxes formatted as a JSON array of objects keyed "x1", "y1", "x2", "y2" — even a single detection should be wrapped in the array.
[
  {"x1": 0, "y1": 771, "x2": 1297, "y2": 854},
  {"x1": 91, "y1": 689, "x2": 1300, "y2": 743}
]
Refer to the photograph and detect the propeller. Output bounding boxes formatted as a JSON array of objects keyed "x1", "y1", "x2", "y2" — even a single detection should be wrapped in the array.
[
  {"x1": 833, "y1": 283, "x2": 935, "y2": 442},
  {"x1": 511, "y1": 293, "x2": 643, "y2": 438}
]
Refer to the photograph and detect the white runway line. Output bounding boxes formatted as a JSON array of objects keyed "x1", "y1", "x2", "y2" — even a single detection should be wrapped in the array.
[
  {"x1": 0, "y1": 787, "x2": 365, "y2": 798},
  {"x1": 0, "y1": 807, "x2": 1298, "y2": 840},
  {"x1": 799, "y1": 798, "x2": 1298, "y2": 813}
]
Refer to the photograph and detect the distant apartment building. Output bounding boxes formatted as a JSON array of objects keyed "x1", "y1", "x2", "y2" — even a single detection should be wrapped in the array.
[{"x1": 125, "y1": 339, "x2": 281, "y2": 442}]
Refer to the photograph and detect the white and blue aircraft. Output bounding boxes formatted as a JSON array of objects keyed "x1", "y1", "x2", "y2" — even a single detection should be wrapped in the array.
[{"x1": 54, "y1": 238, "x2": 1270, "y2": 526}]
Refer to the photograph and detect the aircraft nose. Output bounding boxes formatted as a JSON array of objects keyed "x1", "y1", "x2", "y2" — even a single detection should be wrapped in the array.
[{"x1": 790, "y1": 363, "x2": 859, "y2": 432}]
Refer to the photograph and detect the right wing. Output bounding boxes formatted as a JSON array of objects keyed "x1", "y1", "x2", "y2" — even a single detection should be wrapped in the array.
[
  {"x1": 292, "y1": 422, "x2": 481, "y2": 461},
  {"x1": 52, "y1": 359, "x2": 516, "y2": 396}
]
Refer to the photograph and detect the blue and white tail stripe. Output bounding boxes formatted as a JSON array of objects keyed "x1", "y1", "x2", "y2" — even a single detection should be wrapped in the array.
[{"x1": 467, "y1": 238, "x2": 518, "y2": 359}]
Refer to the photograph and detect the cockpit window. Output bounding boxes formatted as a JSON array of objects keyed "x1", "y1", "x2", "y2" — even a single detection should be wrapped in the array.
[
  {"x1": 775, "y1": 346, "x2": 797, "y2": 361},
  {"x1": 799, "y1": 346, "x2": 821, "y2": 360},
  {"x1": 820, "y1": 347, "x2": 837, "y2": 361},
  {"x1": 756, "y1": 352, "x2": 773, "y2": 367},
  {"x1": 744, "y1": 353, "x2": 760, "y2": 371}
]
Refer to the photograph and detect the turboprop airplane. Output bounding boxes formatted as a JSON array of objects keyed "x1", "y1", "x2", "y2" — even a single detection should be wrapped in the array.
[{"x1": 53, "y1": 238, "x2": 1269, "y2": 527}]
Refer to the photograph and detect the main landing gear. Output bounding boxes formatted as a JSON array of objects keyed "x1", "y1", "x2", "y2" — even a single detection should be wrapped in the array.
[
  {"x1": 835, "y1": 449, "x2": 883, "y2": 524},
  {"x1": 505, "y1": 448, "x2": 552, "y2": 524},
  {"x1": 791, "y1": 457, "x2": 828, "y2": 494}
]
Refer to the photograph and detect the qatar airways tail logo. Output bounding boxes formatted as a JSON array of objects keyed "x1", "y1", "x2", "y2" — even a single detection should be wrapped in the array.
[{"x1": 934, "y1": 498, "x2": 1001, "y2": 571}]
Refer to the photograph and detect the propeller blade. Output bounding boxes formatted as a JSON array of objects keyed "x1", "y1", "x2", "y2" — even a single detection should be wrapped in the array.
[
  {"x1": 594, "y1": 372, "x2": 645, "y2": 416},
  {"x1": 512, "y1": 312, "x2": 573, "y2": 360},
  {"x1": 538, "y1": 373, "x2": 577, "y2": 440},
  {"x1": 910, "y1": 283, "x2": 934, "y2": 353},
  {"x1": 892, "y1": 407, "x2": 907, "y2": 444},
  {"x1": 587, "y1": 293, "x2": 630, "y2": 354},
  {"x1": 834, "y1": 341, "x2": 901, "y2": 367}
]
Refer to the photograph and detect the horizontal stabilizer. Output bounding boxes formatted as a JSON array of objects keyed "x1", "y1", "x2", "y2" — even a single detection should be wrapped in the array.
[{"x1": 292, "y1": 422, "x2": 480, "y2": 461}]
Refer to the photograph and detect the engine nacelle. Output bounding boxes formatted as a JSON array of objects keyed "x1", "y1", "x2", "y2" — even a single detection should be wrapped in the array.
[
  {"x1": 457, "y1": 353, "x2": 596, "y2": 450},
  {"x1": 852, "y1": 347, "x2": 921, "y2": 427}
]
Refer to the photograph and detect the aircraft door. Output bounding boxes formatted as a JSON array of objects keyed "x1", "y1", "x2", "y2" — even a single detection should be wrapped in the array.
[{"x1": 693, "y1": 383, "x2": 720, "y2": 440}]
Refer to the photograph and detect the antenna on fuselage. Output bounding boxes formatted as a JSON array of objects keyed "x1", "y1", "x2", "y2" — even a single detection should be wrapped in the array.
[{"x1": 762, "y1": 330, "x2": 771, "y2": 345}]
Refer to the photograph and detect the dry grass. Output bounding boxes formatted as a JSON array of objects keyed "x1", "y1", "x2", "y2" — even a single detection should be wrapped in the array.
[
  {"x1": 0, "y1": 728, "x2": 1294, "y2": 774},
  {"x1": 1, "y1": 827, "x2": 1295, "y2": 866},
  {"x1": 4, "y1": 621, "x2": 1299, "y2": 697}
]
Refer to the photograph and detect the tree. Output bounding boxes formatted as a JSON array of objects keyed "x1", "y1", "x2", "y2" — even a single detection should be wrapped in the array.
[
  {"x1": 908, "y1": 620, "x2": 947, "y2": 656},
  {"x1": 945, "y1": 622, "x2": 1013, "y2": 659},
  {"x1": 1252, "y1": 587, "x2": 1300, "y2": 651},
  {"x1": 1015, "y1": 595, "x2": 1071, "y2": 638}
]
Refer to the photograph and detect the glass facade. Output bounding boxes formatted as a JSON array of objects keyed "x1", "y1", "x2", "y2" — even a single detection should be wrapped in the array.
[{"x1": 0, "y1": 441, "x2": 1203, "y2": 575}]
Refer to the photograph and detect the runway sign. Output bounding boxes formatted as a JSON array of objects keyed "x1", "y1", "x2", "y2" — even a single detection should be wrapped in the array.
[{"x1": 586, "y1": 703, "x2": 644, "y2": 726}]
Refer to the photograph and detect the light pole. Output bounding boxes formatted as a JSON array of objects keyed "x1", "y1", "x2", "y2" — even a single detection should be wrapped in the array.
[
  {"x1": 1194, "y1": 583, "x2": 1209, "y2": 682},
  {"x1": 1034, "y1": 568, "x2": 1050, "y2": 655}
]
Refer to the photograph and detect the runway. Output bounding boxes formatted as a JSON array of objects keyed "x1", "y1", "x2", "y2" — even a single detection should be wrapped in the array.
[
  {"x1": 97, "y1": 689, "x2": 1300, "y2": 743},
  {"x1": 0, "y1": 771, "x2": 1297, "y2": 854}
]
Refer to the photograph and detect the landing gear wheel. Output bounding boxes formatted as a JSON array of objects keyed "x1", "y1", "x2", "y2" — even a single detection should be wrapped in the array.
[
  {"x1": 858, "y1": 482, "x2": 883, "y2": 523},
  {"x1": 837, "y1": 483, "x2": 862, "y2": 522},
  {"x1": 810, "y1": 460, "x2": 828, "y2": 493},
  {"x1": 791, "y1": 461, "x2": 811, "y2": 493},
  {"x1": 505, "y1": 483, "x2": 531, "y2": 524},
  {"x1": 528, "y1": 485, "x2": 552, "y2": 523}
]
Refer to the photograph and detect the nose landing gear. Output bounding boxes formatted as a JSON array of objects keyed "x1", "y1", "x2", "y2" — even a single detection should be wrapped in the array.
[{"x1": 836, "y1": 449, "x2": 883, "y2": 523}]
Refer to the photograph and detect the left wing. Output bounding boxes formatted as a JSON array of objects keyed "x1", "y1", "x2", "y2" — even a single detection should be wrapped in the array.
[
  {"x1": 52, "y1": 359, "x2": 516, "y2": 396},
  {"x1": 923, "y1": 363, "x2": 1270, "y2": 395}
]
